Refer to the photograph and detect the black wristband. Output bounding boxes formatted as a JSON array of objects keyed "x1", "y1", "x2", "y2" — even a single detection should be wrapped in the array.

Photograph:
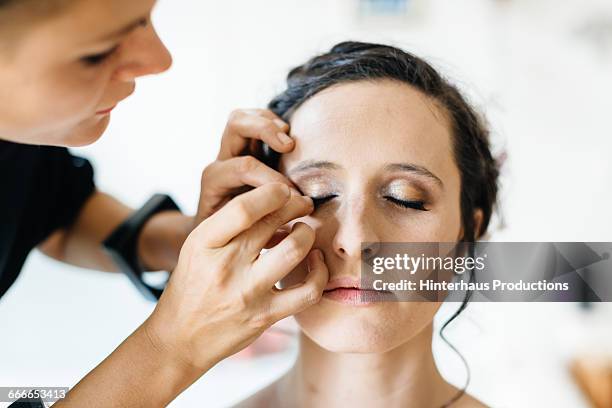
[{"x1": 103, "y1": 194, "x2": 180, "y2": 301}]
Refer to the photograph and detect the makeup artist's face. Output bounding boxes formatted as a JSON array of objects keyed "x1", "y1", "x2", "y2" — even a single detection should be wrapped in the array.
[
  {"x1": 279, "y1": 80, "x2": 463, "y2": 353},
  {"x1": 0, "y1": 0, "x2": 172, "y2": 147}
]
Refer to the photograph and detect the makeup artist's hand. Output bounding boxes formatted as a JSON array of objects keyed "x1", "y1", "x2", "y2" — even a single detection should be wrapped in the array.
[
  {"x1": 144, "y1": 182, "x2": 328, "y2": 372},
  {"x1": 194, "y1": 109, "x2": 296, "y2": 226}
]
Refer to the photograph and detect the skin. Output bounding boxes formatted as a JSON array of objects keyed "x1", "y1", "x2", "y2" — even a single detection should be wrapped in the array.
[
  {"x1": 237, "y1": 80, "x2": 486, "y2": 408},
  {"x1": 1, "y1": 1, "x2": 330, "y2": 406}
]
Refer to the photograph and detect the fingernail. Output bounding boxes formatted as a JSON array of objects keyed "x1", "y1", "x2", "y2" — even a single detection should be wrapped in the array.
[
  {"x1": 274, "y1": 119, "x2": 288, "y2": 129},
  {"x1": 277, "y1": 132, "x2": 293, "y2": 146}
]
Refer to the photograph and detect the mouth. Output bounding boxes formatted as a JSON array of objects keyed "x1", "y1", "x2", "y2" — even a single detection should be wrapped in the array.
[
  {"x1": 323, "y1": 277, "x2": 394, "y2": 305},
  {"x1": 96, "y1": 84, "x2": 136, "y2": 116},
  {"x1": 96, "y1": 105, "x2": 117, "y2": 115}
]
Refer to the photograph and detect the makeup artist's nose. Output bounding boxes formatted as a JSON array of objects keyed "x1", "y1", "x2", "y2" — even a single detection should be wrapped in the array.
[
  {"x1": 332, "y1": 200, "x2": 381, "y2": 261},
  {"x1": 113, "y1": 25, "x2": 173, "y2": 81}
]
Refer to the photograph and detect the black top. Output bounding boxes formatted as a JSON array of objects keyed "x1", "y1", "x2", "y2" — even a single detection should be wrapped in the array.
[{"x1": 0, "y1": 140, "x2": 95, "y2": 299}]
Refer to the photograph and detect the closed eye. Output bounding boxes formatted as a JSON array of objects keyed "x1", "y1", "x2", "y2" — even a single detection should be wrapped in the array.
[
  {"x1": 384, "y1": 196, "x2": 428, "y2": 211},
  {"x1": 311, "y1": 195, "x2": 338, "y2": 208},
  {"x1": 81, "y1": 45, "x2": 119, "y2": 66}
]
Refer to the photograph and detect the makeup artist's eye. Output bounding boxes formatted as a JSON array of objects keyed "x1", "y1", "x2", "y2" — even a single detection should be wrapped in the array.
[
  {"x1": 384, "y1": 196, "x2": 428, "y2": 211},
  {"x1": 80, "y1": 45, "x2": 119, "y2": 66},
  {"x1": 311, "y1": 195, "x2": 338, "y2": 208}
]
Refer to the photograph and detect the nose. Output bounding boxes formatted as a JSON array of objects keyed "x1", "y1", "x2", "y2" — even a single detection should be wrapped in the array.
[
  {"x1": 113, "y1": 24, "x2": 173, "y2": 82},
  {"x1": 332, "y1": 199, "x2": 381, "y2": 262}
]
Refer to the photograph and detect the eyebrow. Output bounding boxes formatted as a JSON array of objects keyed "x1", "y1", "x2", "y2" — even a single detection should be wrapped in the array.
[
  {"x1": 98, "y1": 17, "x2": 148, "y2": 41},
  {"x1": 288, "y1": 160, "x2": 443, "y2": 188},
  {"x1": 385, "y1": 163, "x2": 444, "y2": 188},
  {"x1": 287, "y1": 160, "x2": 341, "y2": 175}
]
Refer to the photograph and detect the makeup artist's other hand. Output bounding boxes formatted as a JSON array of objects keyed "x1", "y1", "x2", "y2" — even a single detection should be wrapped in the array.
[
  {"x1": 144, "y1": 183, "x2": 328, "y2": 372},
  {"x1": 195, "y1": 109, "x2": 295, "y2": 226}
]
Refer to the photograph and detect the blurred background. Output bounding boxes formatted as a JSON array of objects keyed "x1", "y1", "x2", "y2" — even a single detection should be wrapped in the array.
[{"x1": 1, "y1": 0, "x2": 612, "y2": 406}]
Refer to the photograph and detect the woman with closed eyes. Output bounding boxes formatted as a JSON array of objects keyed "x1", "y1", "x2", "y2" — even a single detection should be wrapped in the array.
[{"x1": 236, "y1": 41, "x2": 500, "y2": 408}]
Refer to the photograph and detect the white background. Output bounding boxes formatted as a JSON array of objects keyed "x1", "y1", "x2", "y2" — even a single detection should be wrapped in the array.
[{"x1": 1, "y1": 0, "x2": 612, "y2": 407}]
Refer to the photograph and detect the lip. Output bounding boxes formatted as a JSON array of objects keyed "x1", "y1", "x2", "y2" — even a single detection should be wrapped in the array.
[
  {"x1": 96, "y1": 105, "x2": 117, "y2": 115},
  {"x1": 323, "y1": 276, "x2": 394, "y2": 305},
  {"x1": 324, "y1": 276, "x2": 362, "y2": 291}
]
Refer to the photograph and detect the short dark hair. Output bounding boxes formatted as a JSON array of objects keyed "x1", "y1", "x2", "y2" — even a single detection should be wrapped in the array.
[{"x1": 268, "y1": 41, "x2": 501, "y2": 242}]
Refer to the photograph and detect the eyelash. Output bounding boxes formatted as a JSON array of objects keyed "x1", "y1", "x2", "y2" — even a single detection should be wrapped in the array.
[
  {"x1": 81, "y1": 45, "x2": 119, "y2": 66},
  {"x1": 384, "y1": 196, "x2": 428, "y2": 211},
  {"x1": 309, "y1": 195, "x2": 428, "y2": 211},
  {"x1": 311, "y1": 195, "x2": 338, "y2": 208}
]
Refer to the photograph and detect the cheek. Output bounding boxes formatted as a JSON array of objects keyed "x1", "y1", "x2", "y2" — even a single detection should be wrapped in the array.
[
  {"x1": 46, "y1": 70, "x2": 108, "y2": 116},
  {"x1": 387, "y1": 197, "x2": 463, "y2": 242},
  {"x1": 19, "y1": 63, "x2": 113, "y2": 131}
]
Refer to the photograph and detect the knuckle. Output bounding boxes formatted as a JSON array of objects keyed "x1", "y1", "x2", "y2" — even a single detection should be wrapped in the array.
[
  {"x1": 262, "y1": 121, "x2": 278, "y2": 136},
  {"x1": 237, "y1": 155, "x2": 259, "y2": 174},
  {"x1": 247, "y1": 310, "x2": 271, "y2": 330},
  {"x1": 232, "y1": 200, "x2": 254, "y2": 228},
  {"x1": 294, "y1": 222, "x2": 315, "y2": 241},
  {"x1": 260, "y1": 212, "x2": 281, "y2": 228},
  {"x1": 303, "y1": 284, "x2": 322, "y2": 305},
  {"x1": 281, "y1": 237, "x2": 307, "y2": 265},
  {"x1": 228, "y1": 109, "x2": 245, "y2": 122},
  {"x1": 303, "y1": 222, "x2": 316, "y2": 237},
  {"x1": 201, "y1": 161, "x2": 218, "y2": 181},
  {"x1": 269, "y1": 182, "x2": 289, "y2": 198},
  {"x1": 190, "y1": 219, "x2": 212, "y2": 244}
]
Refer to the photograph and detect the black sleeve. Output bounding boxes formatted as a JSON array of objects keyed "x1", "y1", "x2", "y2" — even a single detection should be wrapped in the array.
[
  {"x1": 0, "y1": 142, "x2": 96, "y2": 298},
  {"x1": 36, "y1": 147, "x2": 96, "y2": 235}
]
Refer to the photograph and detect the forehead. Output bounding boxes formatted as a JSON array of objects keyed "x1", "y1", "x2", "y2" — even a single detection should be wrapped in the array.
[
  {"x1": 56, "y1": 0, "x2": 155, "y2": 43},
  {"x1": 14, "y1": 0, "x2": 154, "y2": 51},
  {"x1": 281, "y1": 80, "x2": 457, "y2": 179}
]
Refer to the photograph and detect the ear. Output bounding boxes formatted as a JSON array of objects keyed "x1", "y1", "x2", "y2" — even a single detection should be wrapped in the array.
[{"x1": 473, "y1": 209, "x2": 484, "y2": 239}]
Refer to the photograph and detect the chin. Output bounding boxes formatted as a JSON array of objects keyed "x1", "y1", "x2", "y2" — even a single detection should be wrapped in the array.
[
  {"x1": 295, "y1": 300, "x2": 440, "y2": 353},
  {"x1": 62, "y1": 115, "x2": 110, "y2": 147}
]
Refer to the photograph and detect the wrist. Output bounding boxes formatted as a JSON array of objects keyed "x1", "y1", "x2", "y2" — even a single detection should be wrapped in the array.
[
  {"x1": 142, "y1": 308, "x2": 218, "y2": 377},
  {"x1": 137, "y1": 320, "x2": 202, "y2": 386},
  {"x1": 138, "y1": 212, "x2": 194, "y2": 271}
]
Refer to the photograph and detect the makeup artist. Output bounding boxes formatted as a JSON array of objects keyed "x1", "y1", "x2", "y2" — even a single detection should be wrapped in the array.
[{"x1": 0, "y1": 0, "x2": 329, "y2": 406}]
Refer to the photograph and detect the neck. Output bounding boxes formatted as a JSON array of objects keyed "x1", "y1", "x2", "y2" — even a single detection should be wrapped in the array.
[{"x1": 278, "y1": 323, "x2": 454, "y2": 408}]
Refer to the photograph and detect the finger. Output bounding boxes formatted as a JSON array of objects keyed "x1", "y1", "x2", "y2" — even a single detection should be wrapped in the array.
[
  {"x1": 194, "y1": 183, "x2": 291, "y2": 248},
  {"x1": 240, "y1": 108, "x2": 288, "y2": 126},
  {"x1": 263, "y1": 228, "x2": 291, "y2": 249},
  {"x1": 268, "y1": 249, "x2": 329, "y2": 320},
  {"x1": 250, "y1": 222, "x2": 315, "y2": 290},
  {"x1": 218, "y1": 110, "x2": 292, "y2": 160},
  {"x1": 204, "y1": 156, "x2": 294, "y2": 193},
  {"x1": 240, "y1": 192, "x2": 313, "y2": 254}
]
